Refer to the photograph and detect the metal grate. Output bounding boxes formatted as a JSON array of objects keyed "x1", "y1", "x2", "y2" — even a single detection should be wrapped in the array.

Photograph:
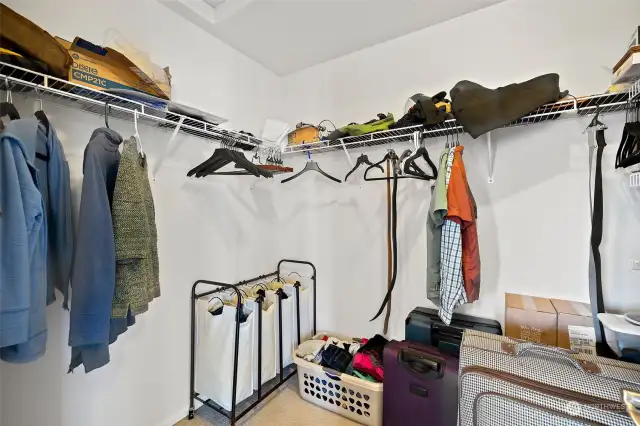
[
  {"x1": 631, "y1": 79, "x2": 640, "y2": 103},
  {"x1": 0, "y1": 62, "x2": 264, "y2": 149},
  {"x1": 284, "y1": 91, "x2": 630, "y2": 155},
  {"x1": 631, "y1": 172, "x2": 640, "y2": 188}
]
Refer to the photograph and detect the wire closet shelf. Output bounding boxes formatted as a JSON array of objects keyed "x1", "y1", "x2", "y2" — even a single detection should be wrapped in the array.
[
  {"x1": 284, "y1": 91, "x2": 631, "y2": 155},
  {"x1": 0, "y1": 61, "x2": 264, "y2": 148}
]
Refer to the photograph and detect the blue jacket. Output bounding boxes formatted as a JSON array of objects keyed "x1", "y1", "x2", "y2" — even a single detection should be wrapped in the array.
[
  {"x1": 32, "y1": 120, "x2": 74, "y2": 307},
  {"x1": 68, "y1": 128, "x2": 126, "y2": 373},
  {"x1": 0, "y1": 119, "x2": 48, "y2": 363}
]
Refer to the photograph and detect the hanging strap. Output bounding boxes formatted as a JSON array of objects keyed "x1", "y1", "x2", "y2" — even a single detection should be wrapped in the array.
[
  {"x1": 371, "y1": 158, "x2": 399, "y2": 323},
  {"x1": 588, "y1": 129, "x2": 614, "y2": 357},
  {"x1": 383, "y1": 159, "x2": 392, "y2": 334}
]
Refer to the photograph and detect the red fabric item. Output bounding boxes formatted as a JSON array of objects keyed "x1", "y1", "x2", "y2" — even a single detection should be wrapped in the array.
[
  {"x1": 445, "y1": 146, "x2": 481, "y2": 302},
  {"x1": 353, "y1": 352, "x2": 384, "y2": 382},
  {"x1": 321, "y1": 335, "x2": 329, "y2": 341}
]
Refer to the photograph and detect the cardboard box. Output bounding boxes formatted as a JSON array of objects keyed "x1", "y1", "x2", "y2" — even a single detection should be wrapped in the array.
[
  {"x1": 505, "y1": 293, "x2": 557, "y2": 345},
  {"x1": 550, "y1": 298, "x2": 595, "y2": 354},
  {"x1": 55, "y1": 37, "x2": 170, "y2": 99},
  {"x1": 612, "y1": 47, "x2": 640, "y2": 84}
]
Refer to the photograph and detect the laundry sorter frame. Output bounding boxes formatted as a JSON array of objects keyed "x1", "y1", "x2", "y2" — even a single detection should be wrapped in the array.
[{"x1": 188, "y1": 259, "x2": 317, "y2": 424}]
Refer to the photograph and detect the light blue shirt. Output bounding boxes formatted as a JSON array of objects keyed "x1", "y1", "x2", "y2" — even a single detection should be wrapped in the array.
[
  {"x1": 0, "y1": 119, "x2": 48, "y2": 363},
  {"x1": 32, "y1": 120, "x2": 74, "y2": 307}
]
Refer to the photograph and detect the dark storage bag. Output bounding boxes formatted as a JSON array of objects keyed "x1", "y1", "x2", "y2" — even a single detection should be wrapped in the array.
[{"x1": 450, "y1": 74, "x2": 564, "y2": 138}]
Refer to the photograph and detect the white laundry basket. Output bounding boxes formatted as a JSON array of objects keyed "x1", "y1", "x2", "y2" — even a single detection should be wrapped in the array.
[{"x1": 293, "y1": 334, "x2": 383, "y2": 426}]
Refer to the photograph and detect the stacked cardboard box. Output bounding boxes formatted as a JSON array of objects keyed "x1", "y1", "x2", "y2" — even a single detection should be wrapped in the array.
[
  {"x1": 505, "y1": 293, "x2": 595, "y2": 353},
  {"x1": 612, "y1": 26, "x2": 640, "y2": 85},
  {"x1": 55, "y1": 37, "x2": 171, "y2": 100}
]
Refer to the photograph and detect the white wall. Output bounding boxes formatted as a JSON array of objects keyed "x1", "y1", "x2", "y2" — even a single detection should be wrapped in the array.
[
  {"x1": 0, "y1": 1, "x2": 281, "y2": 426},
  {"x1": 278, "y1": 0, "x2": 640, "y2": 124},
  {"x1": 274, "y1": 0, "x2": 640, "y2": 338}
]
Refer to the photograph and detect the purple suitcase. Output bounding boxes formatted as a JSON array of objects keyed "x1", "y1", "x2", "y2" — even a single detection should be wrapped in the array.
[{"x1": 383, "y1": 341, "x2": 459, "y2": 426}]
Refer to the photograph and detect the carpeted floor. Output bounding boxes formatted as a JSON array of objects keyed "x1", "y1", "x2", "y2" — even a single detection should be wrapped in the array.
[{"x1": 175, "y1": 379, "x2": 357, "y2": 426}]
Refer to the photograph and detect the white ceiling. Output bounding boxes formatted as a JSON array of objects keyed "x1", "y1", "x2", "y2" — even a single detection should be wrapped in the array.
[{"x1": 160, "y1": 0, "x2": 507, "y2": 76}]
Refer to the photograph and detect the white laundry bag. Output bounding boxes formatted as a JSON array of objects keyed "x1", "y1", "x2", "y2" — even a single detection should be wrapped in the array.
[
  {"x1": 244, "y1": 297, "x2": 277, "y2": 389},
  {"x1": 195, "y1": 299, "x2": 254, "y2": 411},
  {"x1": 267, "y1": 289, "x2": 295, "y2": 370}
]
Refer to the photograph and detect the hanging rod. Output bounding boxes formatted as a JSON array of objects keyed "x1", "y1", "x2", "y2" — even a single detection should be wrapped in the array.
[
  {"x1": 0, "y1": 61, "x2": 266, "y2": 148},
  {"x1": 284, "y1": 90, "x2": 630, "y2": 155}
]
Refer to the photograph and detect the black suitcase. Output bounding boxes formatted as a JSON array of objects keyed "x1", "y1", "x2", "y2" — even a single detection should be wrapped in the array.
[{"x1": 405, "y1": 307, "x2": 502, "y2": 355}]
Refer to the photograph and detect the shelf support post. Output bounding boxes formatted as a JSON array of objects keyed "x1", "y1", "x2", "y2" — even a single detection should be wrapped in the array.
[
  {"x1": 153, "y1": 116, "x2": 185, "y2": 180},
  {"x1": 339, "y1": 136, "x2": 353, "y2": 167},
  {"x1": 487, "y1": 131, "x2": 494, "y2": 183}
]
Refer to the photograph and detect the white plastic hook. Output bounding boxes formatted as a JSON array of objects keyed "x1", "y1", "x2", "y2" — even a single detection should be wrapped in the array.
[
  {"x1": 35, "y1": 85, "x2": 43, "y2": 111},
  {"x1": 134, "y1": 109, "x2": 145, "y2": 158},
  {"x1": 4, "y1": 77, "x2": 11, "y2": 103}
]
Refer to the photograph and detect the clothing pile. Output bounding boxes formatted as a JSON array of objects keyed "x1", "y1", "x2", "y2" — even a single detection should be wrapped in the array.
[
  {"x1": 427, "y1": 145, "x2": 481, "y2": 325},
  {"x1": 295, "y1": 334, "x2": 389, "y2": 383},
  {"x1": 389, "y1": 92, "x2": 452, "y2": 130},
  {"x1": 0, "y1": 105, "x2": 161, "y2": 371},
  {"x1": 69, "y1": 129, "x2": 160, "y2": 373},
  {"x1": 0, "y1": 114, "x2": 73, "y2": 363},
  {"x1": 327, "y1": 113, "x2": 395, "y2": 141}
]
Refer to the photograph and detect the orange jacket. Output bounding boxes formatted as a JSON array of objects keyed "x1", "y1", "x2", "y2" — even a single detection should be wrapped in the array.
[{"x1": 445, "y1": 146, "x2": 481, "y2": 302}]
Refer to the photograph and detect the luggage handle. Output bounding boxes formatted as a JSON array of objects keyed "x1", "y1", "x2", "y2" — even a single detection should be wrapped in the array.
[
  {"x1": 399, "y1": 348, "x2": 444, "y2": 378},
  {"x1": 322, "y1": 367, "x2": 342, "y2": 382},
  {"x1": 623, "y1": 390, "x2": 640, "y2": 424},
  {"x1": 502, "y1": 342, "x2": 601, "y2": 374}
]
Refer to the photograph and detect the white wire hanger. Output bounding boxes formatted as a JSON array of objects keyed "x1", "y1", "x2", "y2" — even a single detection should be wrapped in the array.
[{"x1": 134, "y1": 109, "x2": 145, "y2": 159}]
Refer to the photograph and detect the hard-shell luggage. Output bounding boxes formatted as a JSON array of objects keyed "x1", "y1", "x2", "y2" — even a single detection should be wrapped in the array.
[
  {"x1": 405, "y1": 307, "x2": 501, "y2": 355},
  {"x1": 459, "y1": 330, "x2": 640, "y2": 426},
  {"x1": 383, "y1": 340, "x2": 459, "y2": 426}
]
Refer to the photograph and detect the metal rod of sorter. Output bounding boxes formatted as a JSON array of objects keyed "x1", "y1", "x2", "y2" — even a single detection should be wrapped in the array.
[{"x1": 188, "y1": 259, "x2": 317, "y2": 425}]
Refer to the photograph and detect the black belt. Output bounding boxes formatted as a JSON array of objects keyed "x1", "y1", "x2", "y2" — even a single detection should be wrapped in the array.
[{"x1": 589, "y1": 129, "x2": 615, "y2": 358}]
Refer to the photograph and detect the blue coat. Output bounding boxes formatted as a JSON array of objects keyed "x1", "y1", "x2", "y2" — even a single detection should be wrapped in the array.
[
  {"x1": 33, "y1": 121, "x2": 74, "y2": 308},
  {"x1": 0, "y1": 119, "x2": 48, "y2": 363},
  {"x1": 68, "y1": 128, "x2": 134, "y2": 373}
]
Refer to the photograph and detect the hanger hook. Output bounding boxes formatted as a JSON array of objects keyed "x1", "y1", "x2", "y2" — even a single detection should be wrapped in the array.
[
  {"x1": 104, "y1": 101, "x2": 110, "y2": 128},
  {"x1": 36, "y1": 85, "x2": 43, "y2": 110},
  {"x1": 4, "y1": 77, "x2": 11, "y2": 103}
]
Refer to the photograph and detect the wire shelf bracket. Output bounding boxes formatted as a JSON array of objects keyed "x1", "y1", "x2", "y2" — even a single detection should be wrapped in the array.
[
  {"x1": 631, "y1": 79, "x2": 640, "y2": 103},
  {"x1": 153, "y1": 116, "x2": 184, "y2": 179},
  {"x1": 486, "y1": 131, "x2": 495, "y2": 183}
]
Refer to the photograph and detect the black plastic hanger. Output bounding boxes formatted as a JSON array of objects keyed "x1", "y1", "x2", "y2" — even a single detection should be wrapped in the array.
[
  {"x1": 187, "y1": 147, "x2": 273, "y2": 178},
  {"x1": 616, "y1": 100, "x2": 640, "y2": 169},
  {"x1": 33, "y1": 87, "x2": 50, "y2": 136},
  {"x1": 364, "y1": 150, "x2": 430, "y2": 182},
  {"x1": 0, "y1": 102, "x2": 19, "y2": 121},
  {"x1": 281, "y1": 152, "x2": 341, "y2": 184},
  {"x1": 364, "y1": 151, "x2": 395, "y2": 181},
  {"x1": 187, "y1": 148, "x2": 234, "y2": 177},
  {"x1": 344, "y1": 153, "x2": 383, "y2": 181},
  {"x1": 403, "y1": 147, "x2": 438, "y2": 180},
  {"x1": 0, "y1": 78, "x2": 19, "y2": 123}
]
